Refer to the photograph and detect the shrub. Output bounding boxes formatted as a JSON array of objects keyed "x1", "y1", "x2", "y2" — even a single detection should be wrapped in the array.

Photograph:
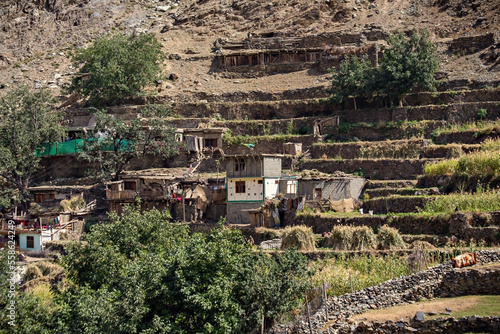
[
  {"x1": 281, "y1": 225, "x2": 316, "y2": 251},
  {"x1": 377, "y1": 225, "x2": 406, "y2": 250}
]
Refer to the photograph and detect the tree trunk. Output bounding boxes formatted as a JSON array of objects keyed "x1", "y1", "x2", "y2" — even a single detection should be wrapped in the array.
[{"x1": 353, "y1": 96, "x2": 357, "y2": 110}]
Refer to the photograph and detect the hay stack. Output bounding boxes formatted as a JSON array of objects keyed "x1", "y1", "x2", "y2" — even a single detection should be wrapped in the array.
[
  {"x1": 377, "y1": 225, "x2": 406, "y2": 250},
  {"x1": 281, "y1": 225, "x2": 316, "y2": 251}
]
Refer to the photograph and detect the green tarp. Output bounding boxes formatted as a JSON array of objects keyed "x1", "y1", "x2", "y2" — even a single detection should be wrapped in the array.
[{"x1": 35, "y1": 139, "x2": 133, "y2": 157}]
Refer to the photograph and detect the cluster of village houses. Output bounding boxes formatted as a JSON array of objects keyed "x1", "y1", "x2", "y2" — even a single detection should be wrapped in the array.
[{"x1": 0, "y1": 122, "x2": 364, "y2": 252}]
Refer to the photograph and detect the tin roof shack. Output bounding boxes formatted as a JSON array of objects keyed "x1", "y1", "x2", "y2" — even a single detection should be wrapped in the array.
[
  {"x1": 225, "y1": 154, "x2": 283, "y2": 224},
  {"x1": 297, "y1": 170, "x2": 365, "y2": 211},
  {"x1": 106, "y1": 168, "x2": 184, "y2": 216}
]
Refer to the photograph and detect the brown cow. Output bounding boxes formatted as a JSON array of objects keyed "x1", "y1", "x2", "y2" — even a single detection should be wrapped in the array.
[{"x1": 452, "y1": 252, "x2": 477, "y2": 268}]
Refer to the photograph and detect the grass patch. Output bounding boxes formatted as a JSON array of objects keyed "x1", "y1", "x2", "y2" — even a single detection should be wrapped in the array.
[
  {"x1": 421, "y1": 190, "x2": 500, "y2": 214},
  {"x1": 431, "y1": 120, "x2": 500, "y2": 138},
  {"x1": 27, "y1": 283, "x2": 56, "y2": 310},
  {"x1": 423, "y1": 139, "x2": 500, "y2": 178},
  {"x1": 351, "y1": 295, "x2": 500, "y2": 323},
  {"x1": 311, "y1": 254, "x2": 411, "y2": 296}
]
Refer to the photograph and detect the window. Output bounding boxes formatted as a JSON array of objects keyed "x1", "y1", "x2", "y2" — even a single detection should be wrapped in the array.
[
  {"x1": 258, "y1": 180, "x2": 263, "y2": 184},
  {"x1": 27, "y1": 236, "x2": 34, "y2": 248},
  {"x1": 34, "y1": 194, "x2": 45, "y2": 203},
  {"x1": 234, "y1": 158, "x2": 245, "y2": 172},
  {"x1": 204, "y1": 138, "x2": 218, "y2": 148},
  {"x1": 124, "y1": 181, "x2": 136, "y2": 191},
  {"x1": 314, "y1": 188, "x2": 322, "y2": 200},
  {"x1": 235, "y1": 181, "x2": 246, "y2": 194},
  {"x1": 287, "y1": 181, "x2": 297, "y2": 194}
]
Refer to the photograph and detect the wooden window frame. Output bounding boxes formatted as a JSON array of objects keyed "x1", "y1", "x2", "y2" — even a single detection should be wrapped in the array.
[
  {"x1": 235, "y1": 181, "x2": 246, "y2": 194},
  {"x1": 27, "y1": 236, "x2": 34, "y2": 248}
]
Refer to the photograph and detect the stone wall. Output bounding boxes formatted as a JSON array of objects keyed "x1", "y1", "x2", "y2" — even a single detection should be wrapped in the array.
[
  {"x1": 275, "y1": 250, "x2": 500, "y2": 334},
  {"x1": 224, "y1": 135, "x2": 318, "y2": 155},
  {"x1": 298, "y1": 158, "x2": 428, "y2": 180},
  {"x1": 311, "y1": 140, "x2": 479, "y2": 160},
  {"x1": 293, "y1": 211, "x2": 500, "y2": 241}
]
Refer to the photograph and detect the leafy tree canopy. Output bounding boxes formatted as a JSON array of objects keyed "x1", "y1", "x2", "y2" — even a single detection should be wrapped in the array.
[
  {"x1": 68, "y1": 33, "x2": 165, "y2": 106},
  {"x1": 377, "y1": 29, "x2": 439, "y2": 104},
  {"x1": 0, "y1": 86, "x2": 66, "y2": 209},
  {"x1": 77, "y1": 104, "x2": 178, "y2": 181},
  {"x1": 55, "y1": 206, "x2": 311, "y2": 333},
  {"x1": 329, "y1": 54, "x2": 374, "y2": 110},
  {"x1": 330, "y1": 29, "x2": 439, "y2": 107}
]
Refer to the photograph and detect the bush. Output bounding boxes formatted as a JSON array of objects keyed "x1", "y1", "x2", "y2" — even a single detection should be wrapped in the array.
[
  {"x1": 281, "y1": 225, "x2": 316, "y2": 251},
  {"x1": 377, "y1": 225, "x2": 406, "y2": 250},
  {"x1": 68, "y1": 33, "x2": 165, "y2": 106}
]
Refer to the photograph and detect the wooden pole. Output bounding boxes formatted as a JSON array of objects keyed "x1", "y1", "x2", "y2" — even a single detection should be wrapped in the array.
[
  {"x1": 350, "y1": 273, "x2": 354, "y2": 293},
  {"x1": 261, "y1": 313, "x2": 265, "y2": 334},
  {"x1": 182, "y1": 195, "x2": 186, "y2": 222},
  {"x1": 323, "y1": 282, "x2": 329, "y2": 320},
  {"x1": 305, "y1": 295, "x2": 314, "y2": 334}
]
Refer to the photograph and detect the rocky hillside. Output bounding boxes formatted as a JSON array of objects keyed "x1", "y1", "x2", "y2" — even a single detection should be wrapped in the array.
[{"x1": 0, "y1": 0, "x2": 498, "y2": 101}]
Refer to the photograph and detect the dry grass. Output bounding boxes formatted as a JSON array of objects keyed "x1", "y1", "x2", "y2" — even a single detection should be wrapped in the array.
[
  {"x1": 330, "y1": 225, "x2": 354, "y2": 250},
  {"x1": 377, "y1": 225, "x2": 406, "y2": 250},
  {"x1": 280, "y1": 225, "x2": 316, "y2": 251},
  {"x1": 410, "y1": 240, "x2": 436, "y2": 249},
  {"x1": 352, "y1": 226, "x2": 376, "y2": 251},
  {"x1": 59, "y1": 196, "x2": 86, "y2": 212},
  {"x1": 23, "y1": 261, "x2": 64, "y2": 289},
  {"x1": 423, "y1": 138, "x2": 500, "y2": 178}
]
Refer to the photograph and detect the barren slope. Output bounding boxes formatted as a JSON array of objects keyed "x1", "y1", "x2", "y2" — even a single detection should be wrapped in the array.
[{"x1": 0, "y1": 0, "x2": 498, "y2": 101}]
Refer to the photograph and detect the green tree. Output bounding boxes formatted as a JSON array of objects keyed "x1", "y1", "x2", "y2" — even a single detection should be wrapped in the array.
[
  {"x1": 56, "y1": 206, "x2": 311, "y2": 333},
  {"x1": 68, "y1": 33, "x2": 165, "y2": 106},
  {"x1": 77, "y1": 104, "x2": 178, "y2": 181},
  {"x1": 0, "y1": 86, "x2": 66, "y2": 210},
  {"x1": 329, "y1": 29, "x2": 439, "y2": 108},
  {"x1": 329, "y1": 54, "x2": 374, "y2": 110},
  {"x1": 377, "y1": 29, "x2": 439, "y2": 106}
]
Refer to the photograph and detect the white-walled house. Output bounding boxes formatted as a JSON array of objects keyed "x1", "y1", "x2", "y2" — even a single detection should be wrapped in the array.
[{"x1": 225, "y1": 154, "x2": 285, "y2": 224}]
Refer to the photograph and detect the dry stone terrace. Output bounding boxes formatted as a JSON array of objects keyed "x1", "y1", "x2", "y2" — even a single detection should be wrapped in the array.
[{"x1": 267, "y1": 250, "x2": 500, "y2": 334}]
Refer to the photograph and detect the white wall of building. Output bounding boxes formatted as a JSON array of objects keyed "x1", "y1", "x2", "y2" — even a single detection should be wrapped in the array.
[
  {"x1": 264, "y1": 178, "x2": 280, "y2": 199},
  {"x1": 227, "y1": 177, "x2": 263, "y2": 202}
]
